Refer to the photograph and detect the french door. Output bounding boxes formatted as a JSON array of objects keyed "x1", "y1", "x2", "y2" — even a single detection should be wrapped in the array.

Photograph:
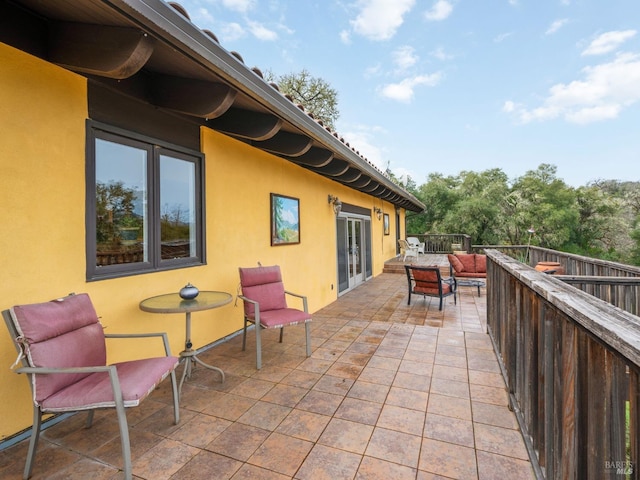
[{"x1": 337, "y1": 214, "x2": 372, "y2": 295}]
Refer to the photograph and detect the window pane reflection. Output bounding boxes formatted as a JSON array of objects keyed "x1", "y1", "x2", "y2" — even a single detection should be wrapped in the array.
[
  {"x1": 160, "y1": 155, "x2": 196, "y2": 260},
  {"x1": 95, "y1": 139, "x2": 147, "y2": 266}
]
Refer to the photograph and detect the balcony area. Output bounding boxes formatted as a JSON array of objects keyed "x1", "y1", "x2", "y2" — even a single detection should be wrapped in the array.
[{"x1": 0, "y1": 254, "x2": 535, "y2": 479}]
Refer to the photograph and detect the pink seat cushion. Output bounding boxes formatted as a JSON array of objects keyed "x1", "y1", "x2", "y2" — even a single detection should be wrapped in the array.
[
  {"x1": 10, "y1": 294, "x2": 107, "y2": 401},
  {"x1": 239, "y1": 266, "x2": 288, "y2": 316},
  {"x1": 253, "y1": 308, "x2": 312, "y2": 329},
  {"x1": 41, "y1": 356, "x2": 179, "y2": 412}
]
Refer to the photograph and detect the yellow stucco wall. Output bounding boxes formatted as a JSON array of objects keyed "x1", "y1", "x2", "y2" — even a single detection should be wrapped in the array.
[{"x1": 0, "y1": 42, "x2": 402, "y2": 438}]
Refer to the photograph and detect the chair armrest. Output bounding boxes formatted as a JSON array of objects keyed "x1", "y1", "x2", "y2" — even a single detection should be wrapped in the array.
[
  {"x1": 15, "y1": 365, "x2": 114, "y2": 375},
  {"x1": 284, "y1": 291, "x2": 309, "y2": 313},
  {"x1": 105, "y1": 332, "x2": 173, "y2": 356},
  {"x1": 237, "y1": 295, "x2": 258, "y2": 306}
]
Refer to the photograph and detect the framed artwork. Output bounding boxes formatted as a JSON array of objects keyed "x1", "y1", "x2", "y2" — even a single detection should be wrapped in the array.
[
  {"x1": 271, "y1": 193, "x2": 300, "y2": 245},
  {"x1": 383, "y1": 213, "x2": 390, "y2": 235}
]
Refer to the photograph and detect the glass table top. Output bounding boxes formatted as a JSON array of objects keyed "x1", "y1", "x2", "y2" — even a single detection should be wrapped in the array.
[{"x1": 139, "y1": 291, "x2": 232, "y2": 314}]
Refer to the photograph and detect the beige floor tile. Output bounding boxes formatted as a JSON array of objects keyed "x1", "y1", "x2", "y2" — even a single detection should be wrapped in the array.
[
  {"x1": 377, "y1": 404, "x2": 426, "y2": 436},
  {"x1": 295, "y1": 444, "x2": 362, "y2": 480},
  {"x1": 247, "y1": 432, "x2": 313, "y2": 476},
  {"x1": 424, "y1": 413, "x2": 475, "y2": 447},
  {"x1": 365, "y1": 427, "x2": 422, "y2": 467},
  {"x1": 318, "y1": 418, "x2": 374, "y2": 454},
  {"x1": 356, "y1": 456, "x2": 417, "y2": 479},
  {"x1": 474, "y1": 423, "x2": 530, "y2": 460},
  {"x1": 419, "y1": 438, "x2": 478, "y2": 479},
  {"x1": 275, "y1": 409, "x2": 332, "y2": 442}
]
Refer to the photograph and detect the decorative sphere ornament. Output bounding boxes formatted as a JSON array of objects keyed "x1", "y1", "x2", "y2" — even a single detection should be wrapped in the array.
[{"x1": 179, "y1": 283, "x2": 199, "y2": 299}]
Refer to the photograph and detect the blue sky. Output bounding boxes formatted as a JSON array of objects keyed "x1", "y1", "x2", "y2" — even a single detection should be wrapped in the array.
[{"x1": 176, "y1": 0, "x2": 640, "y2": 187}]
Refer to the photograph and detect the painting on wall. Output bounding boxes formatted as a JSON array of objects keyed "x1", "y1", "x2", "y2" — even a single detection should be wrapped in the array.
[
  {"x1": 271, "y1": 193, "x2": 300, "y2": 245},
  {"x1": 383, "y1": 213, "x2": 390, "y2": 235}
]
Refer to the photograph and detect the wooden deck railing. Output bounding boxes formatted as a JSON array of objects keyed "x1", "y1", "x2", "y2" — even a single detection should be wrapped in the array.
[
  {"x1": 407, "y1": 234, "x2": 471, "y2": 253},
  {"x1": 486, "y1": 249, "x2": 640, "y2": 479},
  {"x1": 478, "y1": 245, "x2": 640, "y2": 316}
]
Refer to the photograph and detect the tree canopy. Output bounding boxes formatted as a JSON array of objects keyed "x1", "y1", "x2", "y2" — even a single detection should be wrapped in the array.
[
  {"x1": 266, "y1": 69, "x2": 339, "y2": 130},
  {"x1": 404, "y1": 164, "x2": 640, "y2": 266}
]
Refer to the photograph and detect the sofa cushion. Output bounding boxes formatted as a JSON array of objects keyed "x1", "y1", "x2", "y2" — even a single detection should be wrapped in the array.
[
  {"x1": 447, "y1": 254, "x2": 465, "y2": 273},
  {"x1": 475, "y1": 254, "x2": 487, "y2": 273},
  {"x1": 455, "y1": 272, "x2": 486, "y2": 279},
  {"x1": 457, "y1": 254, "x2": 476, "y2": 273}
]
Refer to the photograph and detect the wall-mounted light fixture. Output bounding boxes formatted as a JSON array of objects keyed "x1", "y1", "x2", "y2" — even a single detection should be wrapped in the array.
[
  {"x1": 328, "y1": 194, "x2": 342, "y2": 216},
  {"x1": 373, "y1": 207, "x2": 383, "y2": 220}
]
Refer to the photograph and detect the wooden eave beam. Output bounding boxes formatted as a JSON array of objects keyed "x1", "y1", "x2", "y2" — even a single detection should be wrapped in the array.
[
  {"x1": 290, "y1": 148, "x2": 334, "y2": 167},
  {"x1": 253, "y1": 131, "x2": 313, "y2": 157},
  {"x1": 151, "y1": 74, "x2": 236, "y2": 118},
  {"x1": 206, "y1": 108, "x2": 282, "y2": 141},
  {"x1": 350, "y1": 175, "x2": 373, "y2": 189},
  {"x1": 49, "y1": 22, "x2": 154, "y2": 79},
  {"x1": 311, "y1": 159, "x2": 350, "y2": 177},
  {"x1": 336, "y1": 168, "x2": 363, "y2": 183}
]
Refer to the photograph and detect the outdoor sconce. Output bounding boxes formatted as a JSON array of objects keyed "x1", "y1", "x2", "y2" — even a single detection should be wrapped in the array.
[
  {"x1": 373, "y1": 207, "x2": 382, "y2": 220},
  {"x1": 328, "y1": 194, "x2": 342, "y2": 216}
]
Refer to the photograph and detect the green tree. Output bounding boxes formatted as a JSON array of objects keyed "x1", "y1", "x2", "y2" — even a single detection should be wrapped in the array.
[{"x1": 266, "y1": 69, "x2": 339, "y2": 130}]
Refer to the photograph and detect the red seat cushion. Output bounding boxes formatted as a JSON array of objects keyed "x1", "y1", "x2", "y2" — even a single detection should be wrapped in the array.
[
  {"x1": 475, "y1": 254, "x2": 487, "y2": 273},
  {"x1": 457, "y1": 254, "x2": 477, "y2": 273},
  {"x1": 447, "y1": 254, "x2": 465, "y2": 273}
]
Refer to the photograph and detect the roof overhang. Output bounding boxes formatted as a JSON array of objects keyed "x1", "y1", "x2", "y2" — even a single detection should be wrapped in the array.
[{"x1": 1, "y1": 0, "x2": 425, "y2": 212}]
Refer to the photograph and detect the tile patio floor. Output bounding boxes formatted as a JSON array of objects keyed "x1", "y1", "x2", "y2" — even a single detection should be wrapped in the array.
[{"x1": 0, "y1": 270, "x2": 536, "y2": 479}]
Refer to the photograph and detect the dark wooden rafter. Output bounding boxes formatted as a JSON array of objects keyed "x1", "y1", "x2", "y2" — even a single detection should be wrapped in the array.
[
  {"x1": 349, "y1": 175, "x2": 372, "y2": 189},
  {"x1": 0, "y1": 1, "x2": 424, "y2": 212},
  {"x1": 150, "y1": 73, "x2": 236, "y2": 118},
  {"x1": 335, "y1": 167, "x2": 362, "y2": 183},
  {"x1": 360, "y1": 181, "x2": 381, "y2": 193},
  {"x1": 49, "y1": 22, "x2": 154, "y2": 79},
  {"x1": 311, "y1": 159, "x2": 350, "y2": 177},
  {"x1": 290, "y1": 148, "x2": 334, "y2": 167},
  {"x1": 206, "y1": 108, "x2": 282, "y2": 141},
  {"x1": 252, "y1": 131, "x2": 313, "y2": 157}
]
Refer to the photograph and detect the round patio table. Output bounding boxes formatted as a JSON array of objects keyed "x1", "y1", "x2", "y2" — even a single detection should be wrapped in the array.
[{"x1": 139, "y1": 291, "x2": 232, "y2": 395}]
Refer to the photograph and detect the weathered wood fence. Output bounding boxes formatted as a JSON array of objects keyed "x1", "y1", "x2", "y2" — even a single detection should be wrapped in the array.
[
  {"x1": 408, "y1": 234, "x2": 471, "y2": 253},
  {"x1": 486, "y1": 249, "x2": 640, "y2": 479}
]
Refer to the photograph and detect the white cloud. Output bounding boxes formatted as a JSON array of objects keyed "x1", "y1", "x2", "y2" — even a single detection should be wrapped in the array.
[
  {"x1": 221, "y1": 0, "x2": 255, "y2": 14},
  {"x1": 582, "y1": 30, "x2": 636, "y2": 56},
  {"x1": 340, "y1": 125, "x2": 388, "y2": 170},
  {"x1": 393, "y1": 46, "x2": 418, "y2": 70},
  {"x1": 247, "y1": 20, "x2": 278, "y2": 41},
  {"x1": 424, "y1": 0, "x2": 453, "y2": 21},
  {"x1": 545, "y1": 19, "x2": 568, "y2": 36},
  {"x1": 494, "y1": 32, "x2": 514, "y2": 43},
  {"x1": 350, "y1": 0, "x2": 416, "y2": 41},
  {"x1": 220, "y1": 22, "x2": 245, "y2": 42},
  {"x1": 340, "y1": 29, "x2": 351, "y2": 44},
  {"x1": 504, "y1": 52, "x2": 640, "y2": 124},
  {"x1": 431, "y1": 46, "x2": 453, "y2": 60},
  {"x1": 380, "y1": 73, "x2": 442, "y2": 102}
]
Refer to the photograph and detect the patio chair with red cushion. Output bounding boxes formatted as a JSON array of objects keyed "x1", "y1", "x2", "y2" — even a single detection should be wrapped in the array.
[
  {"x1": 405, "y1": 265, "x2": 457, "y2": 310},
  {"x1": 238, "y1": 265, "x2": 312, "y2": 369},
  {"x1": 2, "y1": 293, "x2": 180, "y2": 480}
]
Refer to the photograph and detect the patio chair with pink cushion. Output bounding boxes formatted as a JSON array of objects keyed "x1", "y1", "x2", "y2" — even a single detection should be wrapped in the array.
[
  {"x1": 2, "y1": 293, "x2": 180, "y2": 480},
  {"x1": 238, "y1": 265, "x2": 312, "y2": 369}
]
